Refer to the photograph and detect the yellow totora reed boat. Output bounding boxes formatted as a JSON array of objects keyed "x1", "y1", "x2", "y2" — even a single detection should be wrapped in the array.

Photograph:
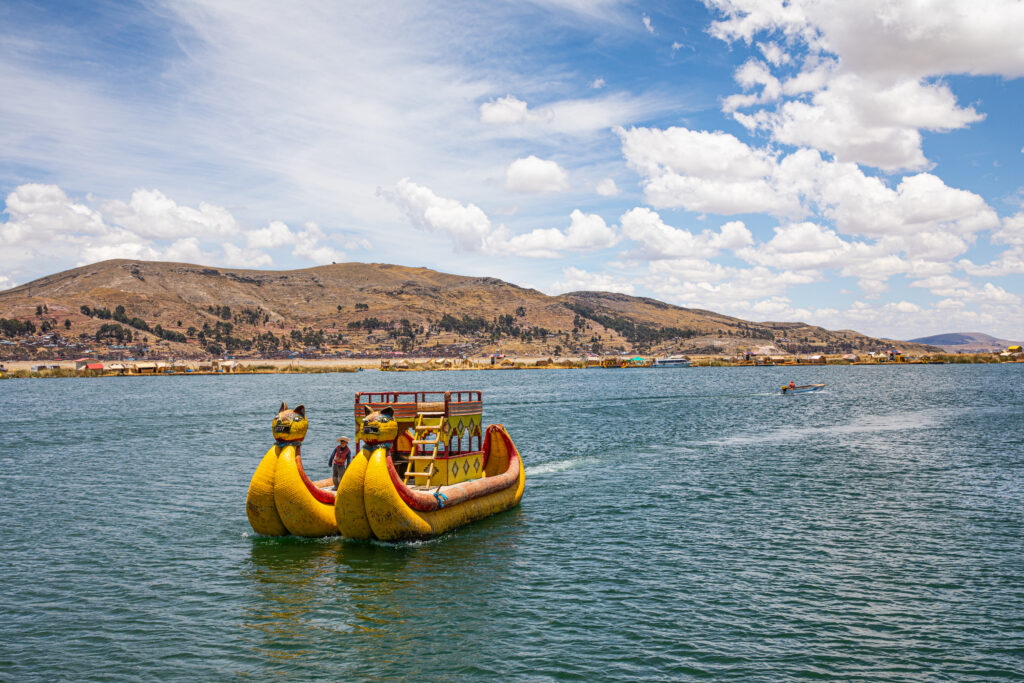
[{"x1": 246, "y1": 391, "x2": 524, "y2": 541}]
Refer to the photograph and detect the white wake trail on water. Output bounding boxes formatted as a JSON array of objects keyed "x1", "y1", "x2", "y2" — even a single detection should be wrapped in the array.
[
  {"x1": 526, "y1": 456, "x2": 597, "y2": 477},
  {"x1": 703, "y1": 407, "x2": 955, "y2": 448}
]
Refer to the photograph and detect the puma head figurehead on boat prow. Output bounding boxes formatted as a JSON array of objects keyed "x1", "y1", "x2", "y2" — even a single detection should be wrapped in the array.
[
  {"x1": 272, "y1": 402, "x2": 308, "y2": 443},
  {"x1": 359, "y1": 405, "x2": 398, "y2": 445}
]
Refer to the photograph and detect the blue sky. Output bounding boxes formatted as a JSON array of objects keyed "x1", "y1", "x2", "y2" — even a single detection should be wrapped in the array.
[{"x1": 2, "y1": 0, "x2": 1023, "y2": 340}]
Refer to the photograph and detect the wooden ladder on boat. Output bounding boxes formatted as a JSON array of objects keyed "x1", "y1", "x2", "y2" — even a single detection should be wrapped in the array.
[{"x1": 403, "y1": 411, "x2": 445, "y2": 488}]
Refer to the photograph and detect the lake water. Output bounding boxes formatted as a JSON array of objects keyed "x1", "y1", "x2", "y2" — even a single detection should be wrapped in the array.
[{"x1": 1, "y1": 364, "x2": 1023, "y2": 680}]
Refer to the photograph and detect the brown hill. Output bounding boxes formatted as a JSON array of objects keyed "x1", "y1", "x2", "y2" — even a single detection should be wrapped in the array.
[{"x1": 0, "y1": 259, "x2": 940, "y2": 358}]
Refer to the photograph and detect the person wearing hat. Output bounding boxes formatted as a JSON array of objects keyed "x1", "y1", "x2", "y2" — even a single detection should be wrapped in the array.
[{"x1": 329, "y1": 437, "x2": 352, "y2": 490}]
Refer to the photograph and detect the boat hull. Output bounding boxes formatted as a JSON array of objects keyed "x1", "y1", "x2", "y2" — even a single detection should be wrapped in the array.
[
  {"x1": 245, "y1": 445, "x2": 288, "y2": 536},
  {"x1": 361, "y1": 427, "x2": 525, "y2": 541},
  {"x1": 245, "y1": 443, "x2": 338, "y2": 537},
  {"x1": 335, "y1": 447, "x2": 373, "y2": 540},
  {"x1": 273, "y1": 446, "x2": 339, "y2": 537}
]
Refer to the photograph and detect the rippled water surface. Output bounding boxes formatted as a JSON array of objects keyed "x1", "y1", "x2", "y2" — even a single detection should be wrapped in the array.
[{"x1": 2, "y1": 364, "x2": 1023, "y2": 680}]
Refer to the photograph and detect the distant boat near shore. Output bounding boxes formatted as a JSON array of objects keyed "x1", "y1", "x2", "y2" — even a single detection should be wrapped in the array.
[
  {"x1": 781, "y1": 383, "x2": 826, "y2": 394},
  {"x1": 653, "y1": 356, "x2": 692, "y2": 368}
]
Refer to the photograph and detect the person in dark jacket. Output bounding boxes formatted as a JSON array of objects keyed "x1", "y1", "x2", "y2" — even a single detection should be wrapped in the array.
[{"x1": 329, "y1": 437, "x2": 352, "y2": 489}]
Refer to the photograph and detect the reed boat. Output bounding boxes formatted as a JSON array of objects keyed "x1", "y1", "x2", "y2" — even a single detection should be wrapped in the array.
[
  {"x1": 780, "y1": 383, "x2": 826, "y2": 394},
  {"x1": 246, "y1": 390, "x2": 524, "y2": 541}
]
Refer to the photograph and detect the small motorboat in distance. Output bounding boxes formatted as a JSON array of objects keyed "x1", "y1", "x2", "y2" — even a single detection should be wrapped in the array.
[
  {"x1": 653, "y1": 355, "x2": 692, "y2": 368},
  {"x1": 781, "y1": 383, "x2": 826, "y2": 394}
]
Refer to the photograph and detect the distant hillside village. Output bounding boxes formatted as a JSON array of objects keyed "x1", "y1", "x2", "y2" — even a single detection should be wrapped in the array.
[
  {"x1": 2, "y1": 304, "x2": 1022, "y2": 374},
  {"x1": 2, "y1": 324, "x2": 1022, "y2": 378}
]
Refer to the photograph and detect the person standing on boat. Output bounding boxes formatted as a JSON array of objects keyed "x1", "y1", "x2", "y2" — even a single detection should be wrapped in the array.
[{"x1": 329, "y1": 437, "x2": 352, "y2": 489}]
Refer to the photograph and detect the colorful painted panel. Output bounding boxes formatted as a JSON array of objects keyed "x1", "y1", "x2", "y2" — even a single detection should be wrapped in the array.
[{"x1": 408, "y1": 451, "x2": 484, "y2": 486}]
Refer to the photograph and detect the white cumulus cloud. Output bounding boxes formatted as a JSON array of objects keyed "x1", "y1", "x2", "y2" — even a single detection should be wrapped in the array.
[
  {"x1": 387, "y1": 179, "x2": 616, "y2": 258},
  {"x1": 620, "y1": 207, "x2": 752, "y2": 260},
  {"x1": 247, "y1": 220, "x2": 294, "y2": 249},
  {"x1": 387, "y1": 178, "x2": 498, "y2": 253},
  {"x1": 0, "y1": 183, "x2": 355, "y2": 278},
  {"x1": 705, "y1": 0, "x2": 1024, "y2": 170},
  {"x1": 246, "y1": 220, "x2": 345, "y2": 264},
  {"x1": 734, "y1": 75, "x2": 982, "y2": 171},
  {"x1": 618, "y1": 128, "x2": 998, "y2": 253},
  {"x1": 550, "y1": 266, "x2": 635, "y2": 295},
  {"x1": 481, "y1": 93, "x2": 679, "y2": 138},
  {"x1": 101, "y1": 189, "x2": 240, "y2": 240},
  {"x1": 505, "y1": 156, "x2": 571, "y2": 194},
  {"x1": 738, "y1": 221, "x2": 870, "y2": 271},
  {"x1": 1, "y1": 184, "x2": 108, "y2": 245},
  {"x1": 502, "y1": 209, "x2": 617, "y2": 258},
  {"x1": 479, "y1": 95, "x2": 553, "y2": 126},
  {"x1": 617, "y1": 125, "x2": 798, "y2": 215},
  {"x1": 221, "y1": 243, "x2": 273, "y2": 269}
]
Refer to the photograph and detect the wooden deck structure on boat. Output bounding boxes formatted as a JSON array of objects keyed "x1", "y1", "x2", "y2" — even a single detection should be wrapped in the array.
[{"x1": 354, "y1": 391, "x2": 485, "y2": 488}]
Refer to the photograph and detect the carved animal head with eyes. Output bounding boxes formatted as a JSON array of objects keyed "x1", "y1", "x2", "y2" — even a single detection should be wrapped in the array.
[
  {"x1": 272, "y1": 402, "x2": 307, "y2": 443},
  {"x1": 359, "y1": 405, "x2": 398, "y2": 444}
]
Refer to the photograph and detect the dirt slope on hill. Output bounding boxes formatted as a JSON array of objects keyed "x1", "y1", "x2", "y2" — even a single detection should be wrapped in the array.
[{"x1": 0, "y1": 259, "x2": 940, "y2": 357}]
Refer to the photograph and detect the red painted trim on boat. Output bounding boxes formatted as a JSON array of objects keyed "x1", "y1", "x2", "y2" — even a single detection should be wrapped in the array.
[
  {"x1": 295, "y1": 446, "x2": 337, "y2": 505},
  {"x1": 385, "y1": 424, "x2": 520, "y2": 512},
  {"x1": 479, "y1": 427, "x2": 491, "y2": 471}
]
